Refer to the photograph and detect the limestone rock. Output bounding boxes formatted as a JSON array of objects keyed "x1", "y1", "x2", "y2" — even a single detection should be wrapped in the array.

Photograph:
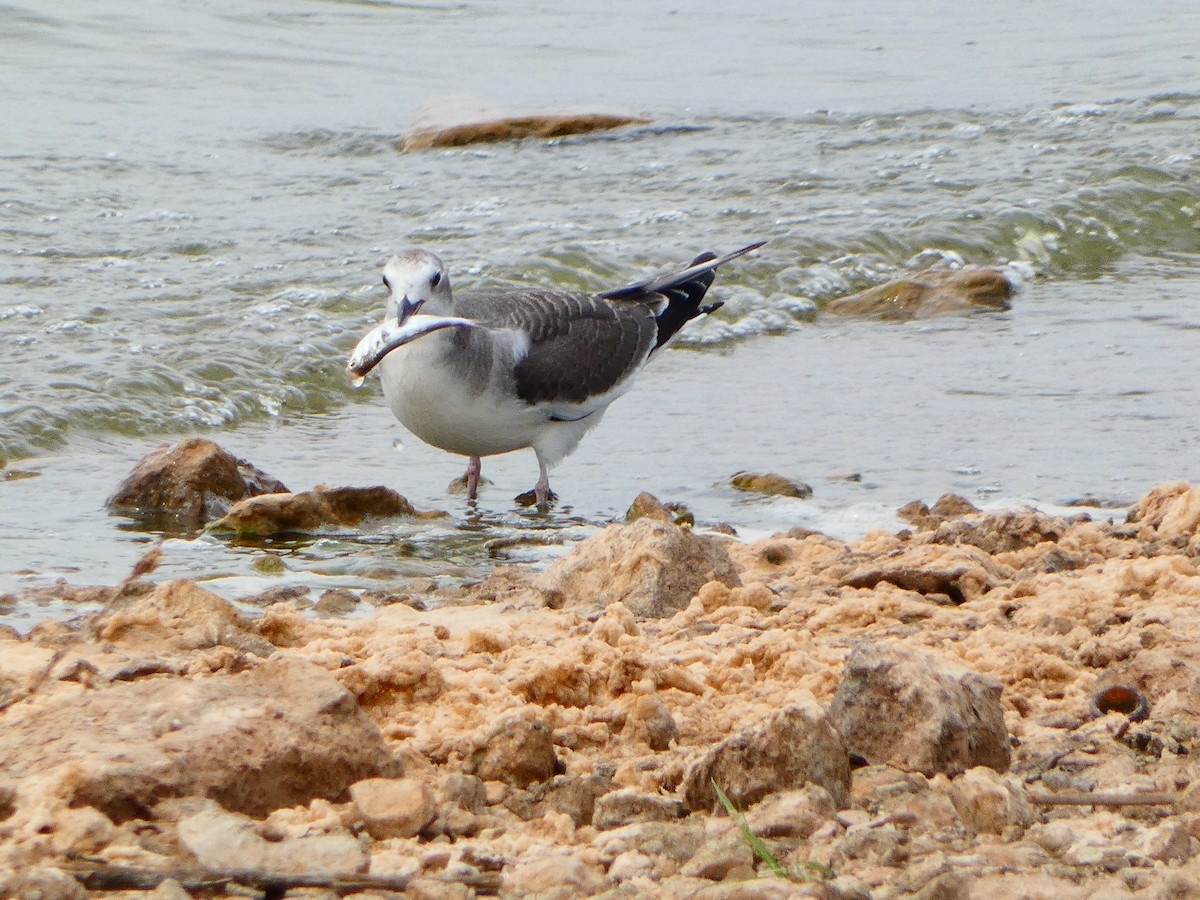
[
  {"x1": 211, "y1": 484, "x2": 445, "y2": 534},
  {"x1": 0, "y1": 656, "x2": 401, "y2": 819},
  {"x1": 403, "y1": 93, "x2": 651, "y2": 150},
  {"x1": 730, "y1": 471, "x2": 813, "y2": 499},
  {"x1": 825, "y1": 266, "x2": 1014, "y2": 320},
  {"x1": 681, "y1": 698, "x2": 851, "y2": 812},
  {"x1": 1127, "y1": 481, "x2": 1200, "y2": 540},
  {"x1": 626, "y1": 693, "x2": 679, "y2": 750},
  {"x1": 106, "y1": 437, "x2": 287, "y2": 526},
  {"x1": 841, "y1": 544, "x2": 1003, "y2": 604},
  {"x1": 593, "y1": 788, "x2": 688, "y2": 831},
  {"x1": 466, "y1": 713, "x2": 560, "y2": 788},
  {"x1": 178, "y1": 800, "x2": 366, "y2": 874},
  {"x1": 680, "y1": 827, "x2": 755, "y2": 880},
  {"x1": 350, "y1": 777, "x2": 437, "y2": 839},
  {"x1": 537, "y1": 517, "x2": 742, "y2": 618},
  {"x1": 828, "y1": 641, "x2": 1011, "y2": 777},
  {"x1": 927, "y1": 507, "x2": 1070, "y2": 554},
  {"x1": 95, "y1": 578, "x2": 275, "y2": 657},
  {"x1": 746, "y1": 784, "x2": 837, "y2": 839},
  {"x1": 948, "y1": 767, "x2": 1037, "y2": 835}
]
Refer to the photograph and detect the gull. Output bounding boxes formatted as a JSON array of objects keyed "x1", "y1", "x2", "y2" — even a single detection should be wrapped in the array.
[{"x1": 347, "y1": 241, "x2": 765, "y2": 507}]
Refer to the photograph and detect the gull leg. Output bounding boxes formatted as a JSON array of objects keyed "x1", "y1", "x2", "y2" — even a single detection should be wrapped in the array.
[
  {"x1": 515, "y1": 455, "x2": 558, "y2": 509},
  {"x1": 465, "y1": 456, "x2": 482, "y2": 501}
]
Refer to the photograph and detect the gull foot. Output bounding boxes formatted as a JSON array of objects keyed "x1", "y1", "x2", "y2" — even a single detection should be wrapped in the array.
[
  {"x1": 514, "y1": 488, "x2": 558, "y2": 508},
  {"x1": 448, "y1": 475, "x2": 492, "y2": 495}
]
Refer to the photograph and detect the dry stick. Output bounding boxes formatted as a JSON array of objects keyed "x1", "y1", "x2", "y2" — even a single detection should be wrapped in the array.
[
  {"x1": 1029, "y1": 791, "x2": 1179, "y2": 807},
  {"x1": 69, "y1": 862, "x2": 502, "y2": 895}
]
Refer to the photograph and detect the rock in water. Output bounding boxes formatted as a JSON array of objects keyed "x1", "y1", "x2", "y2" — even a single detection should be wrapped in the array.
[
  {"x1": 106, "y1": 437, "x2": 287, "y2": 526},
  {"x1": 403, "y1": 93, "x2": 651, "y2": 150},
  {"x1": 209, "y1": 484, "x2": 445, "y2": 534},
  {"x1": 826, "y1": 266, "x2": 1015, "y2": 320},
  {"x1": 827, "y1": 641, "x2": 1011, "y2": 776},
  {"x1": 537, "y1": 518, "x2": 742, "y2": 618}
]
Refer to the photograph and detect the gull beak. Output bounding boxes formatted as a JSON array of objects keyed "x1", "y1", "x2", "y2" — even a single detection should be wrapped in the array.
[
  {"x1": 347, "y1": 314, "x2": 473, "y2": 385},
  {"x1": 397, "y1": 296, "x2": 425, "y2": 324}
]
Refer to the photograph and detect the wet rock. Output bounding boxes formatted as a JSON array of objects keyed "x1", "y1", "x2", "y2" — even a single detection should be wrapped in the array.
[
  {"x1": 349, "y1": 776, "x2": 438, "y2": 839},
  {"x1": 210, "y1": 484, "x2": 445, "y2": 534},
  {"x1": 466, "y1": 713, "x2": 560, "y2": 788},
  {"x1": 403, "y1": 92, "x2": 651, "y2": 150},
  {"x1": 0, "y1": 656, "x2": 401, "y2": 820},
  {"x1": 625, "y1": 491, "x2": 676, "y2": 524},
  {"x1": 731, "y1": 471, "x2": 813, "y2": 499},
  {"x1": 95, "y1": 578, "x2": 275, "y2": 657},
  {"x1": 898, "y1": 493, "x2": 980, "y2": 529},
  {"x1": 106, "y1": 437, "x2": 288, "y2": 526},
  {"x1": 841, "y1": 544, "x2": 1003, "y2": 604},
  {"x1": 825, "y1": 266, "x2": 1014, "y2": 320},
  {"x1": 537, "y1": 517, "x2": 742, "y2": 618},
  {"x1": 948, "y1": 767, "x2": 1037, "y2": 835},
  {"x1": 681, "y1": 698, "x2": 851, "y2": 812},
  {"x1": 828, "y1": 641, "x2": 1011, "y2": 777},
  {"x1": 178, "y1": 800, "x2": 366, "y2": 874},
  {"x1": 593, "y1": 788, "x2": 688, "y2": 830}
]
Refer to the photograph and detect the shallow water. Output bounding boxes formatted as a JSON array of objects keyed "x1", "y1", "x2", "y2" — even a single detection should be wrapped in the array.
[{"x1": 3, "y1": 0, "x2": 1200, "y2": 626}]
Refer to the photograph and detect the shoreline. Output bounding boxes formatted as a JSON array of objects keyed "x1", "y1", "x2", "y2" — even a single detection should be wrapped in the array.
[{"x1": 4, "y1": 481, "x2": 1200, "y2": 895}]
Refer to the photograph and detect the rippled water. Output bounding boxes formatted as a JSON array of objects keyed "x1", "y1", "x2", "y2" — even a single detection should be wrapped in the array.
[{"x1": 3, "y1": 0, "x2": 1200, "y2": 624}]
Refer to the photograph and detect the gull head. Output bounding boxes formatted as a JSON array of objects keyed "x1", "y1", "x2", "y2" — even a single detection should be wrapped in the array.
[{"x1": 382, "y1": 248, "x2": 454, "y2": 324}]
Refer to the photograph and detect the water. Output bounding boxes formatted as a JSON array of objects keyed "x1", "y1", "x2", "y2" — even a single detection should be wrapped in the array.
[{"x1": 3, "y1": 0, "x2": 1200, "y2": 626}]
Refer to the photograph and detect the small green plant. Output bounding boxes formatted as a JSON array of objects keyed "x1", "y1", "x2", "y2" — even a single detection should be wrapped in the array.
[{"x1": 711, "y1": 780, "x2": 836, "y2": 882}]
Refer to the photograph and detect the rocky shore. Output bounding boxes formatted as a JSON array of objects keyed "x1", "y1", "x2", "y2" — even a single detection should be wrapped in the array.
[{"x1": 5, "y1": 465, "x2": 1200, "y2": 897}]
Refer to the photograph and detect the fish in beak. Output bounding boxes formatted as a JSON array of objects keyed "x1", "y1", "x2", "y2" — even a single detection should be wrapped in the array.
[{"x1": 347, "y1": 314, "x2": 473, "y2": 386}]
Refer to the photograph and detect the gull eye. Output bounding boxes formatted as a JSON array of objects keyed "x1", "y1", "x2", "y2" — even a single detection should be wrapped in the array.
[
  {"x1": 430, "y1": 271, "x2": 442, "y2": 288},
  {"x1": 382, "y1": 274, "x2": 391, "y2": 290}
]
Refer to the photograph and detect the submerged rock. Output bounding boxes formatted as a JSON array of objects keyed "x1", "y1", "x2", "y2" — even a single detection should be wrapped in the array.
[
  {"x1": 403, "y1": 93, "x2": 652, "y2": 150},
  {"x1": 210, "y1": 484, "x2": 446, "y2": 534},
  {"x1": 826, "y1": 266, "x2": 1015, "y2": 320},
  {"x1": 106, "y1": 437, "x2": 287, "y2": 526},
  {"x1": 730, "y1": 471, "x2": 813, "y2": 499},
  {"x1": 537, "y1": 517, "x2": 741, "y2": 618},
  {"x1": 827, "y1": 641, "x2": 1011, "y2": 777}
]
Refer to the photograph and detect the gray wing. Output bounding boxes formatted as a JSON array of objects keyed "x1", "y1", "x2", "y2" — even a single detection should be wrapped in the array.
[{"x1": 455, "y1": 289, "x2": 657, "y2": 405}]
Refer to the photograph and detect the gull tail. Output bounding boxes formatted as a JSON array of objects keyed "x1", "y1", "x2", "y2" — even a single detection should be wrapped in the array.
[{"x1": 599, "y1": 241, "x2": 766, "y2": 351}]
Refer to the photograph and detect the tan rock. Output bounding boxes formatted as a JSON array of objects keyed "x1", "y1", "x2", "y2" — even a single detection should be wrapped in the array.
[
  {"x1": 746, "y1": 784, "x2": 837, "y2": 839},
  {"x1": 841, "y1": 543, "x2": 1004, "y2": 604},
  {"x1": 0, "y1": 656, "x2": 400, "y2": 819},
  {"x1": 350, "y1": 777, "x2": 437, "y2": 839},
  {"x1": 537, "y1": 517, "x2": 742, "y2": 618},
  {"x1": 681, "y1": 698, "x2": 851, "y2": 812},
  {"x1": 680, "y1": 827, "x2": 754, "y2": 880},
  {"x1": 466, "y1": 712, "x2": 560, "y2": 788},
  {"x1": 106, "y1": 437, "x2": 287, "y2": 525},
  {"x1": 403, "y1": 93, "x2": 651, "y2": 150},
  {"x1": 177, "y1": 800, "x2": 366, "y2": 874},
  {"x1": 626, "y1": 693, "x2": 679, "y2": 750},
  {"x1": 828, "y1": 641, "x2": 1012, "y2": 776},
  {"x1": 95, "y1": 578, "x2": 274, "y2": 657},
  {"x1": 948, "y1": 767, "x2": 1037, "y2": 835},
  {"x1": 825, "y1": 266, "x2": 1014, "y2": 320},
  {"x1": 503, "y1": 850, "x2": 606, "y2": 898},
  {"x1": 1127, "y1": 481, "x2": 1200, "y2": 540},
  {"x1": 593, "y1": 788, "x2": 688, "y2": 831}
]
